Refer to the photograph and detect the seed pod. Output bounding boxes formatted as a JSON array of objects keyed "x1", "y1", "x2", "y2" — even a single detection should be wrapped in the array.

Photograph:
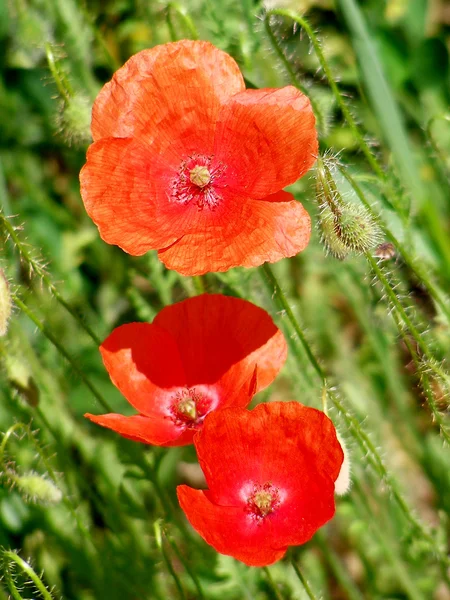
[
  {"x1": 316, "y1": 157, "x2": 382, "y2": 259},
  {"x1": 0, "y1": 269, "x2": 11, "y2": 337},
  {"x1": 57, "y1": 95, "x2": 92, "y2": 147},
  {"x1": 318, "y1": 204, "x2": 352, "y2": 260},
  {"x1": 8, "y1": 470, "x2": 62, "y2": 505}
]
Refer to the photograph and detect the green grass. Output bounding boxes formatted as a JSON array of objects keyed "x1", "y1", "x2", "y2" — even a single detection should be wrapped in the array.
[{"x1": 1, "y1": 0, "x2": 449, "y2": 598}]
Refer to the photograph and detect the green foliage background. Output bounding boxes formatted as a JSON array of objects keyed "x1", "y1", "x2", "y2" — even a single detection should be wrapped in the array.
[{"x1": 0, "y1": 0, "x2": 449, "y2": 598}]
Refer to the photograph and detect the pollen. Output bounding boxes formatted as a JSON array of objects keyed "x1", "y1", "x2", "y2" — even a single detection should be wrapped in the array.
[{"x1": 246, "y1": 482, "x2": 281, "y2": 523}]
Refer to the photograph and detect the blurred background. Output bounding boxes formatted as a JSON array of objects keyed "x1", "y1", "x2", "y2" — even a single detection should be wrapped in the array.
[{"x1": 0, "y1": 0, "x2": 449, "y2": 598}]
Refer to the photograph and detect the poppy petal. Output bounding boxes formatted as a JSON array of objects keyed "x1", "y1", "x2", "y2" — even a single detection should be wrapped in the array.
[
  {"x1": 84, "y1": 413, "x2": 183, "y2": 446},
  {"x1": 158, "y1": 193, "x2": 311, "y2": 275},
  {"x1": 153, "y1": 294, "x2": 287, "y2": 390},
  {"x1": 80, "y1": 138, "x2": 184, "y2": 255},
  {"x1": 195, "y1": 402, "x2": 343, "y2": 506},
  {"x1": 91, "y1": 40, "x2": 245, "y2": 163},
  {"x1": 99, "y1": 322, "x2": 186, "y2": 416},
  {"x1": 215, "y1": 87, "x2": 318, "y2": 198},
  {"x1": 177, "y1": 486, "x2": 288, "y2": 567}
]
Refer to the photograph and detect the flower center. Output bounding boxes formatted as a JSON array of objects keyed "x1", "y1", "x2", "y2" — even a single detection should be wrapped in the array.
[
  {"x1": 170, "y1": 388, "x2": 211, "y2": 429},
  {"x1": 170, "y1": 154, "x2": 226, "y2": 210},
  {"x1": 189, "y1": 165, "x2": 211, "y2": 188},
  {"x1": 246, "y1": 482, "x2": 281, "y2": 523}
]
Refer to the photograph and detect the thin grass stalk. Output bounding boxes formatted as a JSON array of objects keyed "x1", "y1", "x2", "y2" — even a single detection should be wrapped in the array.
[{"x1": 426, "y1": 115, "x2": 450, "y2": 182}]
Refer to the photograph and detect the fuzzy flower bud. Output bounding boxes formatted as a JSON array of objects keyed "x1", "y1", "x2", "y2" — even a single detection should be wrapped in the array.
[
  {"x1": 0, "y1": 269, "x2": 11, "y2": 337},
  {"x1": 316, "y1": 157, "x2": 382, "y2": 260},
  {"x1": 57, "y1": 95, "x2": 92, "y2": 147},
  {"x1": 9, "y1": 470, "x2": 62, "y2": 505}
]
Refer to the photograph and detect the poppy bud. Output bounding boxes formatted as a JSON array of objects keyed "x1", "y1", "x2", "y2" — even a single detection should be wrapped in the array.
[
  {"x1": 0, "y1": 269, "x2": 11, "y2": 337},
  {"x1": 316, "y1": 157, "x2": 382, "y2": 259},
  {"x1": 8, "y1": 470, "x2": 62, "y2": 505},
  {"x1": 57, "y1": 95, "x2": 92, "y2": 147}
]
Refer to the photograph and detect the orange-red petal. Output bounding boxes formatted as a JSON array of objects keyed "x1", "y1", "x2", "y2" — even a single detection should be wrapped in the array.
[
  {"x1": 152, "y1": 294, "x2": 287, "y2": 391},
  {"x1": 177, "y1": 486, "x2": 288, "y2": 566},
  {"x1": 158, "y1": 192, "x2": 311, "y2": 275},
  {"x1": 195, "y1": 402, "x2": 343, "y2": 505},
  {"x1": 99, "y1": 322, "x2": 186, "y2": 416},
  {"x1": 215, "y1": 87, "x2": 318, "y2": 198},
  {"x1": 85, "y1": 413, "x2": 183, "y2": 446},
  {"x1": 177, "y1": 403, "x2": 342, "y2": 564},
  {"x1": 91, "y1": 40, "x2": 245, "y2": 164},
  {"x1": 80, "y1": 138, "x2": 184, "y2": 255}
]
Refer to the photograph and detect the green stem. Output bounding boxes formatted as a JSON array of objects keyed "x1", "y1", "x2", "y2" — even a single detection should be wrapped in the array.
[
  {"x1": 263, "y1": 567, "x2": 284, "y2": 600},
  {"x1": 290, "y1": 557, "x2": 319, "y2": 600},
  {"x1": 154, "y1": 522, "x2": 186, "y2": 600},
  {"x1": 3, "y1": 562, "x2": 23, "y2": 600},
  {"x1": 262, "y1": 264, "x2": 325, "y2": 380},
  {"x1": 166, "y1": 3, "x2": 199, "y2": 40},
  {"x1": 0, "y1": 423, "x2": 25, "y2": 467},
  {"x1": 45, "y1": 43, "x2": 73, "y2": 103},
  {"x1": 2, "y1": 551, "x2": 54, "y2": 600},
  {"x1": 192, "y1": 276, "x2": 206, "y2": 295},
  {"x1": 366, "y1": 254, "x2": 446, "y2": 375}
]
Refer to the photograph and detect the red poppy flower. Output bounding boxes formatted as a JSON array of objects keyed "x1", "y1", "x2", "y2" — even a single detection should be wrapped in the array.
[
  {"x1": 85, "y1": 294, "x2": 287, "y2": 446},
  {"x1": 80, "y1": 40, "x2": 317, "y2": 275},
  {"x1": 177, "y1": 402, "x2": 343, "y2": 566}
]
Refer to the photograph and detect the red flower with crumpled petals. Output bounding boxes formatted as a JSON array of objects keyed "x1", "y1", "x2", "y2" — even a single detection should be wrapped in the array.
[
  {"x1": 177, "y1": 402, "x2": 343, "y2": 566},
  {"x1": 85, "y1": 294, "x2": 287, "y2": 447},
  {"x1": 80, "y1": 40, "x2": 317, "y2": 275}
]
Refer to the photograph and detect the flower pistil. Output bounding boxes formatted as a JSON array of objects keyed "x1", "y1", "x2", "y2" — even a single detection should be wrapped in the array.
[
  {"x1": 246, "y1": 482, "x2": 281, "y2": 523},
  {"x1": 171, "y1": 388, "x2": 211, "y2": 429},
  {"x1": 170, "y1": 154, "x2": 226, "y2": 210}
]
